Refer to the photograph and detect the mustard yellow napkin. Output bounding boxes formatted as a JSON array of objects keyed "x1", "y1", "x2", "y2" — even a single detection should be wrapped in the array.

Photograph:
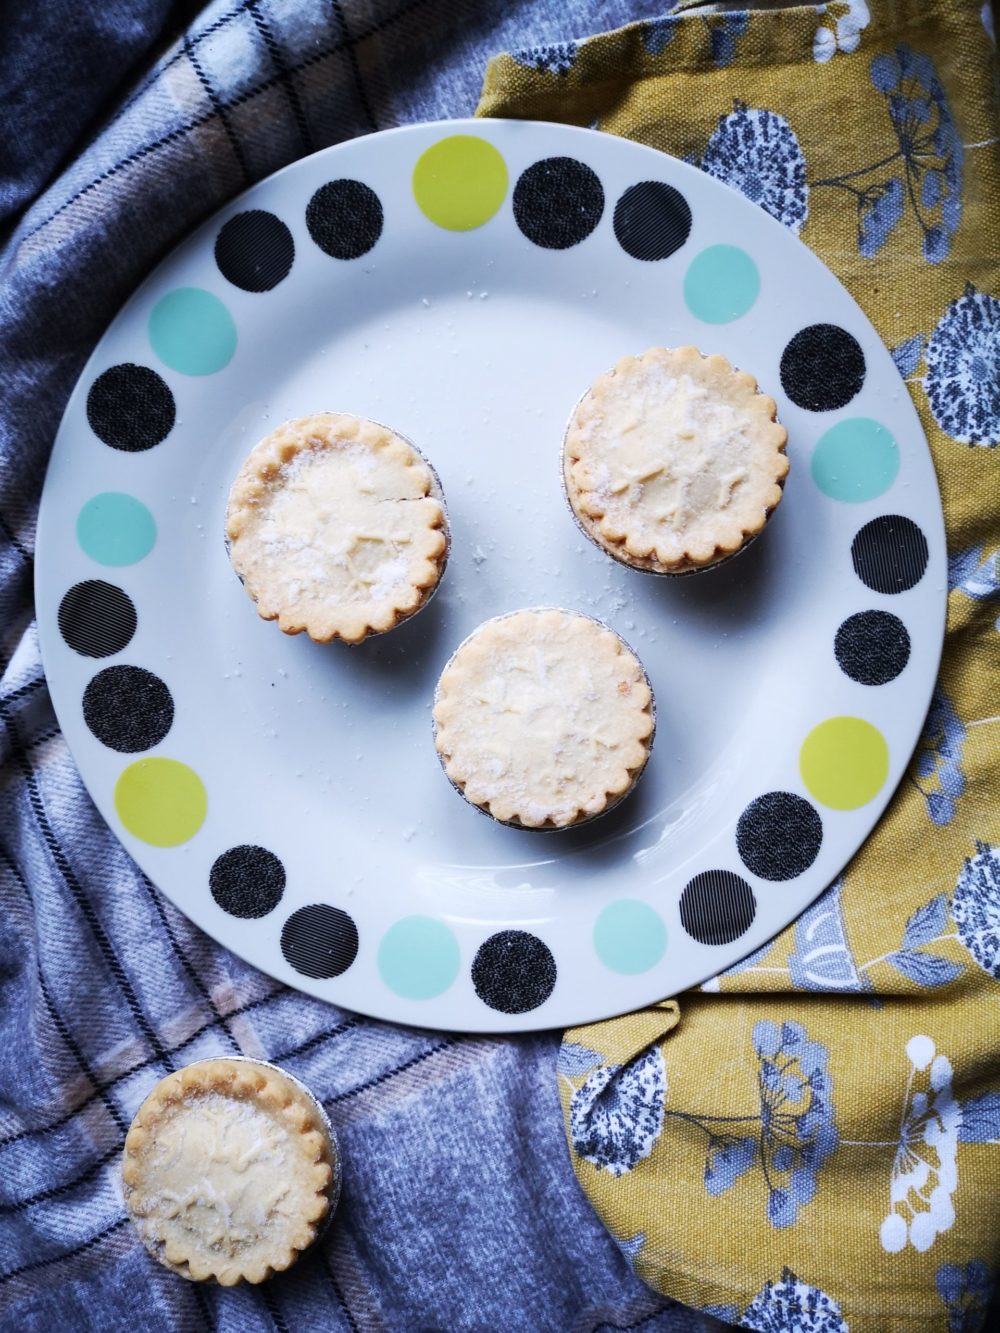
[{"x1": 480, "y1": 3, "x2": 1000, "y2": 1328}]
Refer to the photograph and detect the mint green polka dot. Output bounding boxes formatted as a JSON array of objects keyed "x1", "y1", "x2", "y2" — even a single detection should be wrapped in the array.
[
  {"x1": 77, "y1": 492, "x2": 156, "y2": 566},
  {"x1": 378, "y1": 915, "x2": 460, "y2": 999},
  {"x1": 594, "y1": 899, "x2": 667, "y2": 975},
  {"x1": 683, "y1": 245, "x2": 760, "y2": 324},
  {"x1": 149, "y1": 287, "x2": 237, "y2": 375},
  {"x1": 811, "y1": 418, "x2": 899, "y2": 502}
]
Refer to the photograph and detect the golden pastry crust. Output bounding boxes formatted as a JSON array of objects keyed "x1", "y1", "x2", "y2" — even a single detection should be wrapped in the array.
[
  {"x1": 122, "y1": 1058, "x2": 338, "y2": 1286},
  {"x1": 563, "y1": 347, "x2": 788, "y2": 574},
  {"x1": 226, "y1": 413, "x2": 448, "y2": 644},
  {"x1": 433, "y1": 609, "x2": 654, "y2": 829}
]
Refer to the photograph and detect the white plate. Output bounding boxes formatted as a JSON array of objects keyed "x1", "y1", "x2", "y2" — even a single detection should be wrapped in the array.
[{"x1": 36, "y1": 120, "x2": 946, "y2": 1032}]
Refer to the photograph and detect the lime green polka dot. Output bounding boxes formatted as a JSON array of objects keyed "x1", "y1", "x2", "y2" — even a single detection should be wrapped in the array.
[
  {"x1": 683, "y1": 244, "x2": 760, "y2": 324},
  {"x1": 800, "y1": 717, "x2": 889, "y2": 810},
  {"x1": 77, "y1": 492, "x2": 156, "y2": 566},
  {"x1": 115, "y1": 758, "x2": 207, "y2": 846},
  {"x1": 412, "y1": 136, "x2": 508, "y2": 231},
  {"x1": 811, "y1": 418, "x2": 900, "y2": 502},
  {"x1": 148, "y1": 287, "x2": 237, "y2": 375},
  {"x1": 594, "y1": 899, "x2": 667, "y2": 975},
  {"x1": 378, "y1": 915, "x2": 460, "y2": 999}
]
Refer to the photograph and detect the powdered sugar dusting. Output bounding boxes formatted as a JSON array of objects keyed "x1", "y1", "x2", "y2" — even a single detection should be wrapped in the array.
[
  {"x1": 435, "y1": 610, "x2": 653, "y2": 828},
  {"x1": 229, "y1": 421, "x2": 445, "y2": 632},
  {"x1": 567, "y1": 350, "x2": 784, "y2": 565}
]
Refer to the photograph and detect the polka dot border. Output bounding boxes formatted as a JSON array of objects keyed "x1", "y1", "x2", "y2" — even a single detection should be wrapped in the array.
[
  {"x1": 780, "y1": 323, "x2": 866, "y2": 412},
  {"x1": 83, "y1": 665, "x2": 174, "y2": 753},
  {"x1": 680, "y1": 871, "x2": 756, "y2": 946},
  {"x1": 736, "y1": 792, "x2": 823, "y2": 882},
  {"x1": 210, "y1": 845, "x2": 286, "y2": 919},
  {"x1": 306, "y1": 179, "x2": 384, "y2": 259},
  {"x1": 215, "y1": 210, "x2": 295, "y2": 291},
  {"x1": 472, "y1": 930, "x2": 556, "y2": 1014},
  {"x1": 52, "y1": 125, "x2": 944, "y2": 1027},
  {"x1": 513, "y1": 157, "x2": 604, "y2": 250},
  {"x1": 281, "y1": 904, "x2": 359, "y2": 979},
  {"x1": 87, "y1": 365, "x2": 175, "y2": 452}
]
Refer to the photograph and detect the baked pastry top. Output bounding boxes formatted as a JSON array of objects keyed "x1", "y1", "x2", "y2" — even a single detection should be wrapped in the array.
[
  {"x1": 564, "y1": 346, "x2": 788, "y2": 573},
  {"x1": 433, "y1": 608, "x2": 654, "y2": 829},
  {"x1": 226, "y1": 413, "x2": 448, "y2": 643}
]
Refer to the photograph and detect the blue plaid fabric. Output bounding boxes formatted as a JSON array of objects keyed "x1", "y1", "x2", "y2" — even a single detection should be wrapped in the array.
[{"x1": 0, "y1": 2, "x2": 723, "y2": 1330}]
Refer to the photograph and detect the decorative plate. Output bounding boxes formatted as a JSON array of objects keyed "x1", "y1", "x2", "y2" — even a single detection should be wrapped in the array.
[{"x1": 36, "y1": 120, "x2": 946, "y2": 1032}]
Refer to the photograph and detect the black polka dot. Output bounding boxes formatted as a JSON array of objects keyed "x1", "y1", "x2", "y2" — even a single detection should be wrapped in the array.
[
  {"x1": 211, "y1": 845, "x2": 285, "y2": 918},
  {"x1": 835, "y1": 610, "x2": 911, "y2": 685},
  {"x1": 306, "y1": 180, "x2": 383, "y2": 259},
  {"x1": 513, "y1": 157, "x2": 604, "y2": 250},
  {"x1": 851, "y1": 515, "x2": 928, "y2": 594},
  {"x1": 736, "y1": 793, "x2": 823, "y2": 882},
  {"x1": 82, "y1": 666, "x2": 173, "y2": 752},
  {"x1": 86, "y1": 364, "x2": 175, "y2": 452},
  {"x1": 613, "y1": 181, "x2": 691, "y2": 261},
  {"x1": 281, "y1": 904, "x2": 358, "y2": 978},
  {"x1": 780, "y1": 324, "x2": 866, "y2": 412},
  {"x1": 472, "y1": 930, "x2": 556, "y2": 1014},
  {"x1": 215, "y1": 210, "x2": 294, "y2": 291},
  {"x1": 58, "y1": 581, "x2": 137, "y2": 657},
  {"x1": 679, "y1": 870, "x2": 756, "y2": 946}
]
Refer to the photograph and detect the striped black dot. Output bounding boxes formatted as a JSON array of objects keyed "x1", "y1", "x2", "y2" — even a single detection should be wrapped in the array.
[
  {"x1": 513, "y1": 157, "x2": 604, "y2": 250},
  {"x1": 613, "y1": 181, "x2": 691, "y2": 261},
  {"x1": 86, "y1": 364, "x2": 175, "y2": 452},
  {"x1": 211, "y1": 846, "x2": 285, "y2": 918},
  {"x1": 851, "y1": 515, "x2": 928, "y2": 594},
  {"x1": 58, "y1": 580, "x2": 136, "y2": 658},
  {"x1": 82, "y1": 666, "x2": 173, "y2": 752},
  {"x1": 306, "y1": 180, "x2": 383, "y2": 259},
  {"x1": 679, "y1": 870, "x2": 756, "y2": 945},
  {"x1": 472, "y1": 930, "x2": 556, "y2": 1013},
  {"x1": 281, "y1": 904, "x2": 358, "y2": 978},
  {"x1": 835, "y1": 610, "x2": 911, "y2": 685},
  {"x1": 780, "y1": 324, "x2": 865, "y2": 412},
  {"x1": 736, "y1": 792, "x2": 823, "y2": 882},
  {"x1": 215, "y1": 210, "x2": 294, "y2": 291}
]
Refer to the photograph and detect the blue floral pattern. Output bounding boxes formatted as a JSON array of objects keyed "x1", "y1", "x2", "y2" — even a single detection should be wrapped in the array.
[
  {"x1": 642, "y1": 17, "x2": 678, "y2": 56},
  {"x1": 878, "y1": 893, "x2": 964, "y2": 988},
  {"x1": 911, "y1": 688, "x2": 968, "y2": 825},
  {"x1": 654, "y1": 1021, "x2": 837, "y2": 1227},
  {"x1": 569, "y1": 1046, "x2": 666, "y2": 1176},
  {"x1": 642, "y1": 12, "x2": 750, "y2": 66},
  {"x1": 952, "y1": 842, "x2": 1000, "y2": 979},
  {"x1": 891, "y1": 332, "x2": 926, "y2": 378},
  {"x1": 615, "y1": 1230, "x2": 645, "y2": 1266},
  {"x1": 750, "y1": 1022, "x2": 838, "y2": 1226},
  {"x1": 700, "y1": 103, "x2": 809, "y2": 233},
  {"x1": 936, "y1": 1260, "x2": 994, "y2": 1331},
  {"x1": 925, "y1": 285, "x2": 1000, "y2": 446},
  {"x1": 708, "y1": 13, "x2": 750, "y2": 69},
  {"x1": 787, "y1": 879, "x2": 870, "y2": 992},
  {"x1": 743, "y1": 1269, "x2": 848, "y2": 1332},
  {"x1": 948, "y1": 545, "x2": 1000, "y2": 602},
  {"x1": 814, "y1": 45, "x2": 963, "y2": 261},
  {"x1": 511, "y1": 41, "x2": 577, "y2": 76}
]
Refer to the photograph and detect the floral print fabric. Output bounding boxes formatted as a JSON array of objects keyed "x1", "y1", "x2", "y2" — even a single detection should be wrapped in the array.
[{"x1": 480, "y1": 2, "x2": 1000, "y2": 1328}]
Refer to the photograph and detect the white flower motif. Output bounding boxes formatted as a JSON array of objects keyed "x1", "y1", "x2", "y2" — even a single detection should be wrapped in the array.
[
  {"x1": 569, "y1": 1046, "x2": 666, "y2": 1177},
  {"x1": 879, "y1": 1036, "x2": 962, "y2": 1254},
  {"x1": 814, "y1": 1, "x2": 871, "y2": 63}
]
